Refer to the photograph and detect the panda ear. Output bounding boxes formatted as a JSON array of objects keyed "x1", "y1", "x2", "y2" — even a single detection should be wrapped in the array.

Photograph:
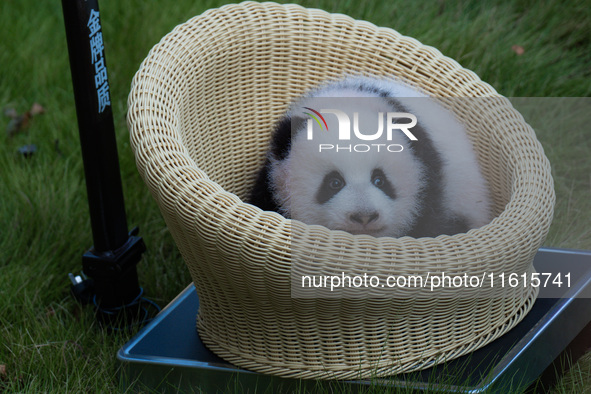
[
  {"x1": 270, "y1": 116, "x2": 305, "y2": 161},
  {"x1": 268, "y1": 157, "x2": 291, "y2": 214}
]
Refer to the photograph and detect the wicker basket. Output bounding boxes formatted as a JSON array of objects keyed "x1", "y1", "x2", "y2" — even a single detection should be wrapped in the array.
[{"x1": 127, "y1": 1, "x2": 555, "y2": 379}]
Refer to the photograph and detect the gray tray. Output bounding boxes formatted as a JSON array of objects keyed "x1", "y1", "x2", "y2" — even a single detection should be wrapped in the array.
[{"x1": 118, "y1": 247, "x2": 591, "y2": 392}]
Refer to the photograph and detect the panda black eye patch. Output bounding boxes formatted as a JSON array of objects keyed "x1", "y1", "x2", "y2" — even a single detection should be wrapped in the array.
[
  {"x1": 316, "y1": 170, "x2": 346, "y2": 204},
  {"x1": 371, "y1": 168, "x2": 396, "y2": 199}
]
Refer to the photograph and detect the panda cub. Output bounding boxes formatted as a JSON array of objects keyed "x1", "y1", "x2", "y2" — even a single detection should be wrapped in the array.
[{"x1": 248, "y1": 76, "x2": 492, "y2": 238}]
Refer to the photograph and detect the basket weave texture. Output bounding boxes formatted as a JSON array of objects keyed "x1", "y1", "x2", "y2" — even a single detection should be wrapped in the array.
[{"x1": 127, "y1": 1, "x2": 555, "y2": 379}]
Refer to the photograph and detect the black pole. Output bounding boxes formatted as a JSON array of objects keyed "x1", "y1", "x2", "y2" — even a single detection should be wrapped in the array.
[
  {"x1": 62, "y1": 0, "x2": 146, "y2": 324},
  {"x1": 62, "y1": 0, "x2": 127, "y2": 251}
]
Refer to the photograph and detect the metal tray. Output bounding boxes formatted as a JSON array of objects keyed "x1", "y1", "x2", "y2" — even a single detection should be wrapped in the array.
[{"x1": 118, "y1": 247, "x2": 591, "y2": 392}]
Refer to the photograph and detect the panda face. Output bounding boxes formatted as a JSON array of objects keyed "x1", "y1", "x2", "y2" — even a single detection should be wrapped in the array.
[
  {"x1": 314, "y1": 168, "x2": 397, "y2": 236},
  {"x1": 302, "y1": 164, "x2": 420, "y2": 237},
  {"x1": 270, "y1": 126, "x2": 426, "y2": 238}
]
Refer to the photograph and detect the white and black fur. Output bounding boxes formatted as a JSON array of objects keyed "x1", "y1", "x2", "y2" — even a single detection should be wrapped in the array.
[{"x1": 248, "y1": 77, "x2": 492, "y2": 238}]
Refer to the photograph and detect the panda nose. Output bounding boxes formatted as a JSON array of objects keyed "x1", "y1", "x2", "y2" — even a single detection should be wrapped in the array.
[{"x1": 349, "y1": 212, "x2": 379, "y2": 225}]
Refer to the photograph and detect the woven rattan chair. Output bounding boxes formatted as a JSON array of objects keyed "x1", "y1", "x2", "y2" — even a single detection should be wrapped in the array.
[{"x1": 127, "y1": 1, "x2": 555, "y2": 379}]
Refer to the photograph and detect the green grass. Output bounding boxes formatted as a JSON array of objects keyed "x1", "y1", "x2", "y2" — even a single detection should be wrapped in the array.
[{"x1": 1, "y1": 0, "x2": 589, "y2": 392}]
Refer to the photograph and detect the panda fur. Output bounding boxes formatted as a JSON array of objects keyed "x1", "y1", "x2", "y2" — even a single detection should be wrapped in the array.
[{"x1": 248, "y1": 76, "x2": 492, "y2": 238}]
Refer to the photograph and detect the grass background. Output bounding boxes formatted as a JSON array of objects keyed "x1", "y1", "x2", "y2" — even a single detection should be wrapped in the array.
[{"x1": 1, "y1": 0, "x2": 589, "y2": 392}]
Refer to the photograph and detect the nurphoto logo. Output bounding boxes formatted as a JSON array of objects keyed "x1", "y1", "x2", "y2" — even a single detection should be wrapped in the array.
[{"x1": 303, "y1": 107, "x2": 418, "y2": 153}]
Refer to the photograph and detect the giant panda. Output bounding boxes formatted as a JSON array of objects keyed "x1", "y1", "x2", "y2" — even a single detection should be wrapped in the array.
[{"x1": 248, "y1": 76, "x2": 492, "y2": 238}]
